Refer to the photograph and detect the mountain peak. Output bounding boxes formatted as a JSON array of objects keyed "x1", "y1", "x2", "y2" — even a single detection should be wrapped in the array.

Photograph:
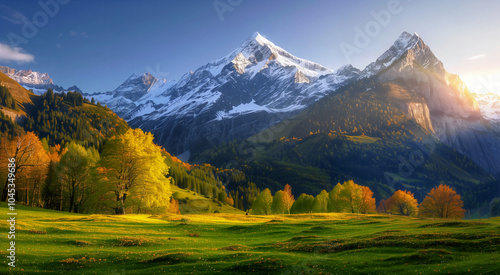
[
  {"x1": 251, "y1": 31, "x2": 261, "y2": 40},
  {"x1": 362, "y1": 31, "x2": 428, "y2": 76},
  {"x1": 251, "y1": 32, "x2": 272, "y2": 46}
]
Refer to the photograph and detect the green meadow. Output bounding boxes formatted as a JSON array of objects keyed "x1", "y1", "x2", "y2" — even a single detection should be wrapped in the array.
[{"x1": 1, "y1": 202, "x2": 499, "y2": 274}]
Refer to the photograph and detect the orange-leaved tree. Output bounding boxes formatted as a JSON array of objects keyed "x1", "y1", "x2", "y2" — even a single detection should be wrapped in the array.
[
  {"x1": 419, "y1": 184, "x2": 465, "y2": 219},
  {"x1": 359, "y1": 186, "x2": 376, "y2": 214},
  {"x1": 386, "y1": 190, "x2": 419, "y2": 216},
  {"x1": 1, "y1": 132, "x2": 49, "y2": 202}
]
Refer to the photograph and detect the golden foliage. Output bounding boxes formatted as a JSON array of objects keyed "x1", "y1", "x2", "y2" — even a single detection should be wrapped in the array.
[{"x1": 419, "y1": 184, "x2": 465, "y2": 219}]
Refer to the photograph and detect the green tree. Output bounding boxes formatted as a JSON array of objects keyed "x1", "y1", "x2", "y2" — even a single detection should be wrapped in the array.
[
  {"x1": 339, "y1": 180, "x2": 363, "y2": 213},
  {"x1": 218, "y1": 191, "x2": 227, "y2": 204},
  {"x1": 328, "y1": 183, "x2": 345, "y2": 212},
  {"x1": 251, "y1": 188, "x2": 273, "y2": 215},
  {"x1": 290, "y1": 193, "x2": 314, "y2": 214},
  {"x1": 312, "y1": 190, "x2": 329, "y2": 213},
  {"x1": 271, "y1": 190, "x2": 286, "y2": 214},
  {"x1": 57, "y1": 142, "x2": 98, "y2": 213}
]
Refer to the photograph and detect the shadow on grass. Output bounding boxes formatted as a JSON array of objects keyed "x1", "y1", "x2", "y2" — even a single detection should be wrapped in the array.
[
  {"x1": 141, "y1": 253, "x2": 196, "y2": 265},
  {"x1": 385, "y1": 249, "x2": 453, "y2": 265},
  {"x1": 225, "y1": 258, "x2": 289, "y2": 274}
]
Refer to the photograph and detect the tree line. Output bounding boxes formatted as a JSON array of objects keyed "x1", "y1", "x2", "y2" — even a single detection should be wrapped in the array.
[{"x1": 251, "y1": 180, "x2": 467, "y2": 219}]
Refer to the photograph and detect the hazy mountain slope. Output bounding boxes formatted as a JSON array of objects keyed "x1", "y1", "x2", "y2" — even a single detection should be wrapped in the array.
[{"x1": 363, "y1": 32, "x2": 500, "y2": 175}]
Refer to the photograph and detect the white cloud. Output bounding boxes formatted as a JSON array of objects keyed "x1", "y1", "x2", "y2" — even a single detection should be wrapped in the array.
[
  {"x1": 0, "y1": 43, "x2": 34, "y2": 63},
  {"x1": 467, "y1": 54, "x2": 486, "y2": 61}
]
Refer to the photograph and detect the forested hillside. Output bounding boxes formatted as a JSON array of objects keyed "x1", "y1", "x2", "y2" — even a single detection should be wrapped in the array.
[{"x1": 195, "y1": 78, "x2": 498, "y2": 210}]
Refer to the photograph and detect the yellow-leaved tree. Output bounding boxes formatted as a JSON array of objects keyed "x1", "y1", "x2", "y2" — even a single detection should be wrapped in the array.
[
  {"x1": 386, "y1": 190, "x2": 419, "y2": 216},
  {"x1": 100, "y1": 129, "x2": 171, "y2": 214}
]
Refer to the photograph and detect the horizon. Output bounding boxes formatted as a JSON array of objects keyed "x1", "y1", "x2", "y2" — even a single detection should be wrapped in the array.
[{"x1": 0, "y1": 0, "x2": 500, "y2": 95}]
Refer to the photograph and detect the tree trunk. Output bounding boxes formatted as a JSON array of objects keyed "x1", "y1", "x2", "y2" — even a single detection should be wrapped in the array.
[
  {"x1": 59, "y1": 183, "x2": 63, "y2": 211},
  {"x1": 114, "y1": 192, "x2": 127, "y2": 215},
  {"x1": 121, "y1": 193, "x2": 126, "y2": 215},
  {"x1": 69, "y1": 180, "x2": 76, "y2": 213}
]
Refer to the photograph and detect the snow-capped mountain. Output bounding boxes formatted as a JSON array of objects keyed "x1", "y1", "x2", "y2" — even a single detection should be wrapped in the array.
[
  {"x1": 94, "y1": 32, "x2": 359, "y2": 158},
  {"x1": 86, "y1": 31, "x2": 500, "y2": 174},
  {"x1": 0, "y1": 65, "x2": 52, "y2": 85},
  {"x1": 0, "y1": 65, "x2": 82, "y2": 95},
  {"x1": 84, "y1": 72, "x2": 175, "y2": 117},
  {"x1": 364, "y1": 31, "x2": 500, "y2": 174}
]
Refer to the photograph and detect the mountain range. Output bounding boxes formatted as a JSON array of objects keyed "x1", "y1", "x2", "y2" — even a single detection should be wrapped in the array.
[
  {"x1": 0, "y1": 65, "x2": 83, "y2": 95},
  {"x1": 81, "y1": 31, "x2": 500, "y2": 176},
  {"x1": 2, "y1": 31, "x2": 500, "y2": 178}
]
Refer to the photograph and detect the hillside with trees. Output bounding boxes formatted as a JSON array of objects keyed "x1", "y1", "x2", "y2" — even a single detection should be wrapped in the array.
[{"x1": 195, "y1": 78, "x2": 499, "y2": 211}]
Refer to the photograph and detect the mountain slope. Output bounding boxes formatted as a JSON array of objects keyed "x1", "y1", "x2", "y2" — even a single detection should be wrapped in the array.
[
  {"x1": 0, "y1": 72, "x2": 129, "y2": 148},
  {"x1": 363, "y1": 32, "x2": 500, "y2": 175}
]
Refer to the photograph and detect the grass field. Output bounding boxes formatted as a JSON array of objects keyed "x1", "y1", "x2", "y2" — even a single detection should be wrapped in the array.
[{"x1": 1, "y1": 203, "x2": 499, "y2": 274}]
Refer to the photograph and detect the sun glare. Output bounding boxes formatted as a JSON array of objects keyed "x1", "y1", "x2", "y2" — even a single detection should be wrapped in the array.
[{"x1": 461, "y1": 71, "x2": 500, "y2": 95}]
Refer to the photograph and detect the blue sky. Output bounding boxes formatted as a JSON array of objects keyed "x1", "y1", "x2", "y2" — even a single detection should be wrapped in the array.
[{"x1": 0, "y1": 0, "x2": 499, "y2": 94}]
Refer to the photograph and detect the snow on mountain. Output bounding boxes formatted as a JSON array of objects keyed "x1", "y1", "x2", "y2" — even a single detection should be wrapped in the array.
[
  {"x1": 0, "y1": 65, "x2": 53, "y2": 85},
  {"x1": 473, "y1": 92, "x2": 500, "y2": 121},
  {"x1": 95, "y1": 32, "x2": 360, "y2": 157},
  {"x1": 0, "y1": 65, "x2": 82, "y2": 95},
  {"x1": 98, "y1": 32, "x2": 356, "y2": 123}
]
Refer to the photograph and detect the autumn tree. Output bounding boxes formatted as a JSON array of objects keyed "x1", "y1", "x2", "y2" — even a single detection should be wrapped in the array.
[
  {"x1": 419, "y1": 184, "x2": 466, "y2": 219},
  {"x1": 100, "y1": 129, "x2": 171, "y2": 214},
  {"x1": 169, "y1": 197, "x2": 180, "y2": 215},
  {"x1": 251, "y1": 188, "x2": 273, "y2": 215},
  {"x1": 225, "y1": 195, "x2": 234, "y2": 206},
  {"x1": 312, "y1": 190, "x2": 329, "y2": 213},
  {"x1": 271, "y1": 190, "x2": 286, "y2": 214},
  {"x1": 359, "y1": 186, "x2": 376, "y2": 214},
  {"x1": 290, "y1": 193, "x2": 314, "y2": 214},
  {"x1": 1, "y1": 132, "x2": 48, "y2": 202},
  {"x1": 386, "y1": 190, "x2": 419, "y2": 216},
  {"x1": 282, "y1": 184, "x2": 295, "y2": 214}
]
